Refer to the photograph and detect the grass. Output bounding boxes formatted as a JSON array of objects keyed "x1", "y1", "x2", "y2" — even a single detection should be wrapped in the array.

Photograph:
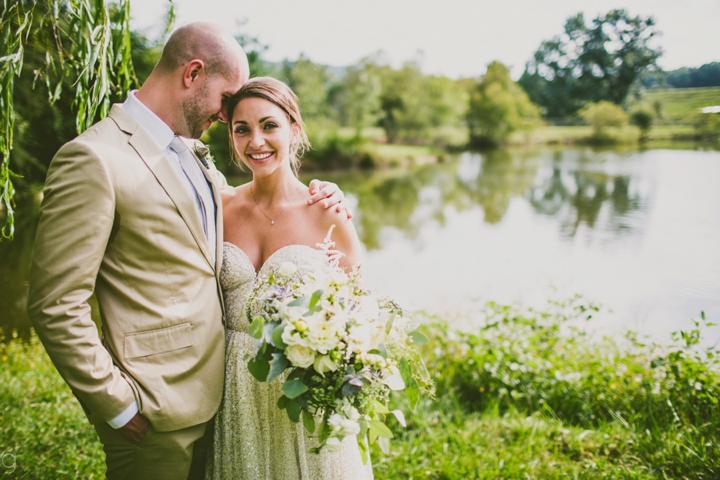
[
  {"x1": 0, "y1": 334, "x2": 104, "y2": 479},
  {"x1": 3, "y1": 298, "x2": 719, "y2": 478}
]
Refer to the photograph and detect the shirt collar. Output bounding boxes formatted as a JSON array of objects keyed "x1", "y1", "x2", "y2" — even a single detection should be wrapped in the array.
[{"x1": 120, "y1": 90, "x2": 176, "y2": 152}]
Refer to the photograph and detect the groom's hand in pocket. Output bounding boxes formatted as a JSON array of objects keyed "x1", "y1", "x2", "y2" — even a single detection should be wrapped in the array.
[{"x1": 117, "y1": 412, "x2": 151, "y2": 445}]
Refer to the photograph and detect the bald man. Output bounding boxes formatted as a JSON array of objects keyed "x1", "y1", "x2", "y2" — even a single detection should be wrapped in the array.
[{"x1": 27, "y1": 23, "x2": 345, "y2": 479}]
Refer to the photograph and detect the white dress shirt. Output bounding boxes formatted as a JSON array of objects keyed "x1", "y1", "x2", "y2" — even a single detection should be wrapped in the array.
[{"x1": 107, "y1": 91, "x2": 217, "y2": 429}]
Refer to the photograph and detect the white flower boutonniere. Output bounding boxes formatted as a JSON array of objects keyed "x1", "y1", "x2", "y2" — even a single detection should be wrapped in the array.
[{"x1": 192, "y1": 140, "x2": 215, "y2": 168}]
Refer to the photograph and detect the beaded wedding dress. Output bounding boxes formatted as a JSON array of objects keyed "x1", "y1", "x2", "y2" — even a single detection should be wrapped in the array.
[{"x1": 206, "y1": 242, "x2": 374, "y2": 480}]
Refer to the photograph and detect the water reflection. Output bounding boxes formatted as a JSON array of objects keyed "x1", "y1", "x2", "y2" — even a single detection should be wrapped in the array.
[{"x1": 346, "y1": 148, "x2": 647, "y2": 250}]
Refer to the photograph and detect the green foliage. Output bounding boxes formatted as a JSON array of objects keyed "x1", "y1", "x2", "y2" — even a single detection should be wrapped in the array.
[
  {"x1": 0, "y1": 336, "x2": 104, "y2": 477},
  {"x1": 413, "y1": 300, "x2": 720, "y2": 477},
  {"x1": 630, "y1": 110, "x2": 653, "y2": 139},
  {"x1": 333, "y1": 57, "x2": 382, "y2": 136},
  {"x1": 1, "y1": 0, "x2": 136, "y2": 238},
  {"x1": 693, "y1": 112, "x2": 720, "y2": 140},
  {"x1": 519, "y1": 9, "x2": 662, "y2": 119},
  {"x1": 578, "y1": 101, "x2": 629, "y2": 139},
  {"x1": 466, "y1": 61, "x2": 541, "y2": 148},
  {"x1": 4, "y1": 299, "x2": 720, "y2": 477},
  {"x1": 631, "y1": 87, "x2": 720, "y2": 125},
  {"x1": 368, "y1": 57, "x2": 467, "y2": 145}
]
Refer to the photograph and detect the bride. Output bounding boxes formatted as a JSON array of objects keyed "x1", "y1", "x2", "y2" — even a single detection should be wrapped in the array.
[{"x1": 206, "y1": 77, "x2": 374, "y2": 479}]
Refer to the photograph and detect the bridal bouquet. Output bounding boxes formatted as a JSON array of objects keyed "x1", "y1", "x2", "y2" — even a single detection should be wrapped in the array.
[{"x1": 244, "y1": 230, "x2": 433, "y2": 462}]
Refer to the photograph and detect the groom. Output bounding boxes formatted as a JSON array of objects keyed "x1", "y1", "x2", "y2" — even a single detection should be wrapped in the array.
[{"x1": 27, "y1": 23, "x2": 345, "y2": 479}]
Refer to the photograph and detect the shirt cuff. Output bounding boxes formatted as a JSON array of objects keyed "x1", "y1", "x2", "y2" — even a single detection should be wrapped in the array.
[{"x1": 107, "y1": 400, "x2": 139, "y2": 429}]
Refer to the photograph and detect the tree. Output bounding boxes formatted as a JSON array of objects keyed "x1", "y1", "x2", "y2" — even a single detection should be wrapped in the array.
[
  {"x1": 1, "y1": 0, "x2": 143, "y2": 238},
  {"x1": 666, "y1": 62, "x2": 720, "y2": 88},
  {"x1": 466, "y1": 61, "x2": 541, "y2": 148},
  {"x1": 374, "y1": 58, "x2": 467, "y2": 144},
  {"x1": 519, "y1": 9, "x2": 662, "y2": 119},
  {"x1": 334, "y1": 57, "x2": 382, "y2": 138}
]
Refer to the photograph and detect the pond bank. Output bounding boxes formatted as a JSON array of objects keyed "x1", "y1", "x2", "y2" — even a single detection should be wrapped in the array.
[{"x1": 2, "y1": 299, "x2": 718, "y2": 478}]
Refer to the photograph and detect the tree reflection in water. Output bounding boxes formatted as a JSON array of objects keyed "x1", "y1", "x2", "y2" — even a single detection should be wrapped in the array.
[
  {"x1": 0, "y1": 147, "x2": 649, "y2": 334},
  {"x1": 346, "y1": 147, "x2": 646, "y2": 250}
]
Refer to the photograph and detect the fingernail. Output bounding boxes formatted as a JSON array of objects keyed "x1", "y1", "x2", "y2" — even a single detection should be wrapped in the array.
[{"x1": 322, "y1": 202, "x2": 328, "y2": 208}]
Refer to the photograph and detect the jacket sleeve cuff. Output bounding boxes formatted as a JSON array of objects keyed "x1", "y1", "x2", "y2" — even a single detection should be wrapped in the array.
[{"x1": 107, "y1": 400, "x2": 138, "y2": 429}]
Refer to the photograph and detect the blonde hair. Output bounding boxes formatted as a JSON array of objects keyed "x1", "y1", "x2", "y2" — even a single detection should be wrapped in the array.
[{"x1": 228, "y1": 76, "x2": 310, "y2": 176}]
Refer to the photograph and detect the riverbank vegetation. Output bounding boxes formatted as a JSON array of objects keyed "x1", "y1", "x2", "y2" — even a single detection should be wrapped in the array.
[
  {"x1": 2, "y1": 2, "x2": 719, "y2": 239},
  {"x1": 2, "y1": 298, "x2": 718, "y2": 478}
]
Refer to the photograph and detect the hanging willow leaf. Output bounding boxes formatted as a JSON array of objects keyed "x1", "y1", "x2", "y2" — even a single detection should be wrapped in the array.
[{"x1": 0, "y1": 0, "x2": 140, "y2": 239}]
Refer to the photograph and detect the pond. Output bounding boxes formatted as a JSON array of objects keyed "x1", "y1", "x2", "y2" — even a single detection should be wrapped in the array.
[{"x1": 2, "y1": 146, "x2": 719, "y2": 344}]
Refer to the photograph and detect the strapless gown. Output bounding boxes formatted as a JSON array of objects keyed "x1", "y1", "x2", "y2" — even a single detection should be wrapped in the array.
[{"x1": 206, "y1": 242, "x2": 374, "y2": 480}]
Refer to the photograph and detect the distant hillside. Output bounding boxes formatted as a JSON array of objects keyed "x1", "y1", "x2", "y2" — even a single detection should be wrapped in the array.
[{"x1": 633, "y1": 87, "x2": 720, "y2": 124}]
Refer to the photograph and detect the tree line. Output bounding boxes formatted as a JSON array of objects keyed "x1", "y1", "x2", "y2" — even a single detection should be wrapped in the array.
[{"x1": 3, "y1": 2, "x2": 714, "y2": 237}]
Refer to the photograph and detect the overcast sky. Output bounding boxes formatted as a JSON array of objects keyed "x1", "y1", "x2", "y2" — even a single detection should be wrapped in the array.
[{"x1": 129, "y1": 0, "x2": 720, "y2": 79}]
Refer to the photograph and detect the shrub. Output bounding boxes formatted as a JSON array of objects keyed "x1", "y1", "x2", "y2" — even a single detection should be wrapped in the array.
[{"x1": 578, "y1": 101, "x2": 629, "y2": 140}]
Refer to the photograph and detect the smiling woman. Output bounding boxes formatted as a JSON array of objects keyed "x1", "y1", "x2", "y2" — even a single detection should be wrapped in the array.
[{"x1": 208, "y1": 76, "x2": 370, "y2": 479}]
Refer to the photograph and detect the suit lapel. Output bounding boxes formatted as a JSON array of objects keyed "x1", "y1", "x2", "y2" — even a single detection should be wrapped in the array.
[{"x1": 107, "y1": 106, "x2": 215, "y2": 270}]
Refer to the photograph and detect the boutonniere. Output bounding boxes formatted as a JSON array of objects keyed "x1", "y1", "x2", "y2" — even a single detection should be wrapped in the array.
[{"x1": 192, "y1": 140, "x2": 215, "y2": 169}]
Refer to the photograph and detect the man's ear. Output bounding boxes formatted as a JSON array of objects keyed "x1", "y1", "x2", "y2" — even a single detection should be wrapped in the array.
[{"x1": 182, "y1": 59, "x2": 205, "y2": 88}]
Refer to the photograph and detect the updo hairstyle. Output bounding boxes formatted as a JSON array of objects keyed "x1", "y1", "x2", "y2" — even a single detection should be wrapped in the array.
[{"x1": 227, "y1": 76, "x2": 310, "y2": 176}]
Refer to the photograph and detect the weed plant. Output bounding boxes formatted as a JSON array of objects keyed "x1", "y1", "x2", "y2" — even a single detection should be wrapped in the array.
[
  {"x1": 372, "y1": 298, "x2": 720, "y2": 478},
  {"x1": 2, "y1": 298, "x2": 719, "y2": 478}
]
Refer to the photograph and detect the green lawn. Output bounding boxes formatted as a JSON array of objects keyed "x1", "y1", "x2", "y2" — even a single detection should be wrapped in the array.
[
  {"x1": 632, "y1": 87, "x2": 720, "y2": 124},
  {"x1": 3, "y1": 298, "x2": 719, "y2": 478}
]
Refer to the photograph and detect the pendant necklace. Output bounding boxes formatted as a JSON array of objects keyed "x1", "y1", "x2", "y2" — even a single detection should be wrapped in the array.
[{"x1": 250, "y1": 185, "x2": 284, "y2": 225}]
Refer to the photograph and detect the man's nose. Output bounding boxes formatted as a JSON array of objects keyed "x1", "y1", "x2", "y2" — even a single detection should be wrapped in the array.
[{"x1": 217, "y1": 106, "x2": 228, "y2": 123}]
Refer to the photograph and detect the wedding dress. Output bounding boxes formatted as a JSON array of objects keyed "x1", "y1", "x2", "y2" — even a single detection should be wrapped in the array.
[{"x1": 206, "y1": 242, "x2": 374, "y2": 480}]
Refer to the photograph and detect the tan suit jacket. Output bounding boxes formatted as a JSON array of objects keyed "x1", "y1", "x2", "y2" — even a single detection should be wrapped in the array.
[{"x1": 27, "y1": 105, "x2": 226, "y2": 432}]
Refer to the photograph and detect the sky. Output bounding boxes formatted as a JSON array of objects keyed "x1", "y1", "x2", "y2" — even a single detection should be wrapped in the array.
[{"x1": 129, "y1": 0, "x2": 720, "y2": 79}]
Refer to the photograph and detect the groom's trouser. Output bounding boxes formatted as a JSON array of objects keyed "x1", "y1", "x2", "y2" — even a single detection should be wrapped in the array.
[{"x1": 93, "y1": 417, "x2": 213, "y2": 480}]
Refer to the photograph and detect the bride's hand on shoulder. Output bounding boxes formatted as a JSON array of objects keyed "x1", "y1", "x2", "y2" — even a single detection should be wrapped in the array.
[{"x1": 307, "y1": 179, "x2": 353, "y2": 219}]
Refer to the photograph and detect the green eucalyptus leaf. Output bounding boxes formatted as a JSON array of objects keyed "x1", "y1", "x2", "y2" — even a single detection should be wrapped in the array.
[
  {"x1": 283, "y1": 379, "x2": 309, "y2": 399},
  {"x1": 247, "y1": 357, "x2": 270, "y2": 382},
  {"x1": 378, "y1": 436, "x2": 391, "y2": 454},
  {"x1": 272, "y1": 324, "x2": 288, "y2": 349},
  {"x1": 358, "y1": 437, "x2": 369, "y2": 464},
  {"x1": 248, "y1": 315, "x2": 265, "y2": 339},
  {"x1": 286, "y1": 400, "x2": 301, "y2": 423},
  {"x1": 267, "y1": 353, "x2": 289, "y2": 383},
  {"x1": 408, "y1": 331, "x2": 429, "y2": 344},
  {"x1": 368, "y1": 420, "x2": 394, "y2": 439},
  {"x1": 302, "y1": 409, "x2": 316, "y2": 434},
  {"x1": 309, "y1": 289, "x2": 324, "y2": 309},
  {"x1": 288, "y1": 296, "x2": 309, "y2": 307},
  {"x1": 277, "y1": 395, "x2": 290, "y2": 410}
]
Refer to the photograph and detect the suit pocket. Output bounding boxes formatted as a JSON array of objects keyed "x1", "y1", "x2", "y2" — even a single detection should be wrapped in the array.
[{"x1": 124, "y1": 323, "x2": 194, "y2": 359}]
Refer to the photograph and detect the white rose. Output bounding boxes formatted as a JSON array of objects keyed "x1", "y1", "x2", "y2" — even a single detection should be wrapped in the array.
[
  {"x1": 323, "y1": 437, "x2": 342, "y2": 452},
  {"x1": 278, "y1": 261, "x2": 298, "y2": 277},
  {"x1": 314, "y1": 354, "x2": 340, "y2": 376},
  {"x1": 346, "y1": 324, "x2": 372, "y2": 354},
  {"x1": 305, "y1": 315, "x2": 342, "y2": 354},
  {"x1": 285, "y1": 344, "x2": 316, "y2": 368},
  {"x1": 281, "y1": 326, "x2": 307, "y2": 347}
]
